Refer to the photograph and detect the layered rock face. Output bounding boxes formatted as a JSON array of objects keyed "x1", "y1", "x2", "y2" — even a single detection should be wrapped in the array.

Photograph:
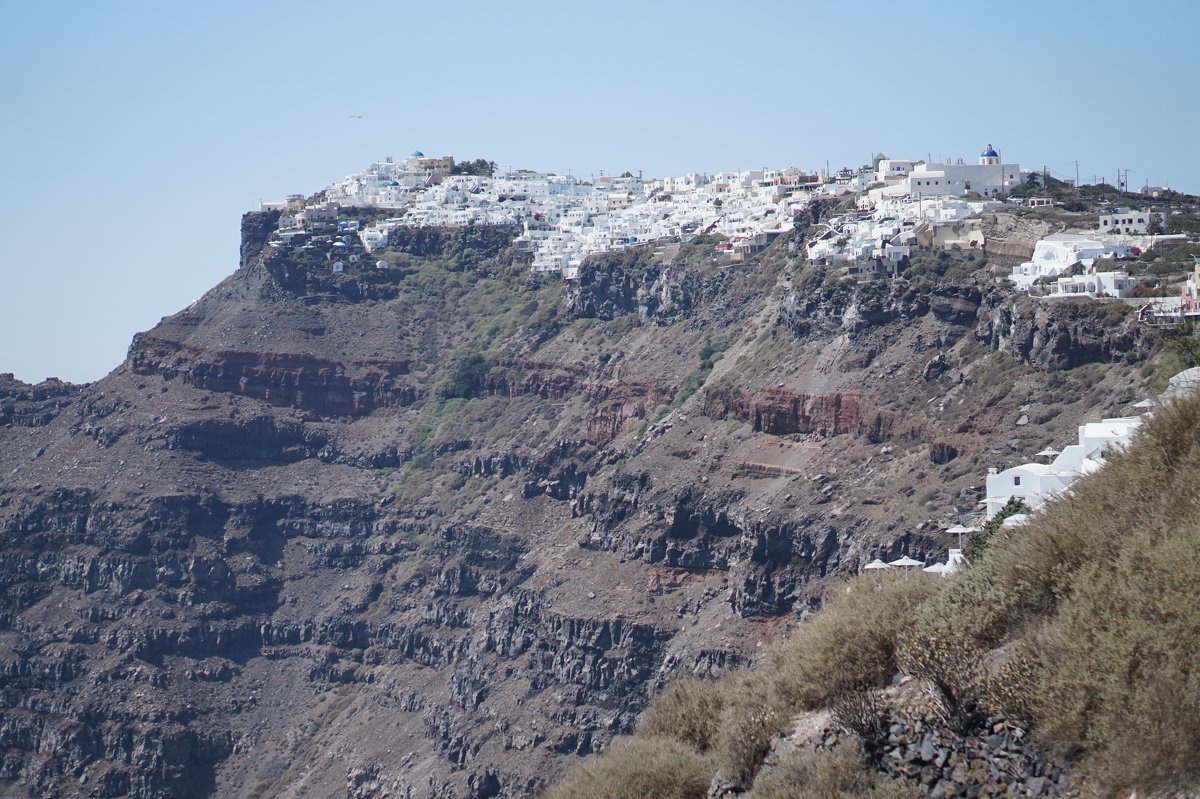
[{"x1": 0, "y1": 217, "x2": 1154, "y2": 798}]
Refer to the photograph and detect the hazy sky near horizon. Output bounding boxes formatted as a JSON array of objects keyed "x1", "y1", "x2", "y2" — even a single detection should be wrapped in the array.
[{"x1": 1, "y1": 0, "x2": 1197, "y2": 383}]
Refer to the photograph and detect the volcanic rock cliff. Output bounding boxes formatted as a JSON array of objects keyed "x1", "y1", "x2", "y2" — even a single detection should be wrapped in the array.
[{"x1": 0, "y1": 214, "x2": 1157, "y2": 798}]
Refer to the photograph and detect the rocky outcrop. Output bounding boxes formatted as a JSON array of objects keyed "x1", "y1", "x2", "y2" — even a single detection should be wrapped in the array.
[
  {"x1": 781, "y1": 279, "x2": 981, "y2": 339},
  {"x1": 453, "y1": 443, "x2": 591, "y2": 500},
  {"x1": 165, "y1": 417, "x2": 328, "y2": 463},
  {"x1": 482, "y1": 361, "x2": 676, "y2": 445},
  {"x1": 978, "y1": 292, "x2": 1152, "y2": 370},
  {"x1": 129, "y1": 336, "x2": 418, "y2": 417},
  {"x1": 702, "y1": 386, "x2": 906, "y2": 441},
  {"x1": 240, "y1": 209, "x2": 282, "y2": 268},
  {"x1": 0, "y1": 481, "x2": 676, "y2": 797},
  {"x1": 565, "y1": 248, "x2": 706, "y2": 324},
  {"x1": 769, "y1": 710, "x2": 1070, "y2": 799},
  {"x1": 387, "y1": 225, "x2": 517, "y2": 262},
  {"x1": 0, "y1": 374, "x2": 81, "y2": 428}
]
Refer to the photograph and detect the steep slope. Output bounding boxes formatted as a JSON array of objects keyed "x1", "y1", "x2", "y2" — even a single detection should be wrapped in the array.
[
  {"x1": 544, "y1": 378, "x2": 1200, "y2": 799},
  {"x1": 0, "y1": 213, "x2": 1158, "y2": 798}
]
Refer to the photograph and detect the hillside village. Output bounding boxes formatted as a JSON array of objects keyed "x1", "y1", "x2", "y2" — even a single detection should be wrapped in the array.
[
  {"x1": 261, "y1": 146, "x2": 1197, "y2": 304},
  {"x1": 257, "y1": 145, "x2": 1200, "y2": 579}
]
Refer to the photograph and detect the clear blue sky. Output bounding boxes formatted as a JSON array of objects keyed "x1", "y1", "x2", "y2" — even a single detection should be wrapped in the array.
[{"x1": 1, "y1": 0, "x2": 1197, "y2": 383}]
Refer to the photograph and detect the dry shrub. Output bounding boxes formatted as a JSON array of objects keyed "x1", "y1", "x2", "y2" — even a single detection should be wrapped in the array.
[
  {"x1": 932, "y1": 392, "x2": 1200, "y2": 795},
  {"x1": 542, "y1": 392, "x2": 1200, "y2": 798},
  {"x1": 919, "y1": 392, "x2": 1200, "y2": 650},
  {"x1": 982, "y1": 643, "x2": 1040, "y2": 724},
  {"x1": 1027, "y1": 517, "x2": 1200, "y2": 795},
  {"x1": 830, "y1": 690, "x2": 890, "y2": 758},
  {"x1": 897, "y1": 631, "x2": 986, "y2": 733},
  {"x1": 711, "y1": 672, "x2": 790, "y2": 785},
  {"x1": 747, "y1": 742, "x2": 919, "y2": 799},
  {"x1": 770, "y1": 573, "x2": 936, "y2": 709},
  {"x1": 640, "y1": 676, "x2": 727, "y2": 752},
  {"x1": 539, "y1": 736, "x2": 712, "y2": 799},
  {"x1": 993, "y1": 395, "x2": 1200, "y2": 627},
  {"x1": 908, "y1": 555, "x2": 1022, "y2": 650}
]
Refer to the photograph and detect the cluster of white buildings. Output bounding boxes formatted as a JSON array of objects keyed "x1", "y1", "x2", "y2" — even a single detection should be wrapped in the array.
[
  {"x1": 262, "y1": 144, "x2": 1043, "y2": 280},
  {"x1": 806, "y1": 194, "x2": 1000, "y2": 269},
  {"x1": 516, "y1": 168, "x2": 814, "y2": 277},
  {"x1": 306, "y1": 158, "x2": 819, "y2": 278},
  {"x1": 1008, "y1": 209, "x2": 1185, "y2": 299},
  {"x1": 263, "y1": 145, "x2": 1190, "y2": 300},
  {"x1": 805, "y1": 145, "x2": 1035, "y2": 268},
  {"x1": 326, "y1": 151, "x2": 456, "y2": 207},
  {"x1": 1008, "y1": 233, "x2": 1135, "y2": 294}
]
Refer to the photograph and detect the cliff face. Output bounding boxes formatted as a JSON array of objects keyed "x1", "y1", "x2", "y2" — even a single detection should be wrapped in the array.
[{"x1": 0, "y1": 218, "x2": 1157, "y2": 798}]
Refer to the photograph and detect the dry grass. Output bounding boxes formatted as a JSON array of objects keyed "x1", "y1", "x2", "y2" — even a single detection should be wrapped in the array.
[
  {"x1": 930, "y1": 392, "x2": 1200, "y2": 794},
  {"x1": 770, "y1": 572, "x2": 936, "y2": 710},
  {"x1": 539, "y1": 736, "x2": 712, "y2": 799},
  {"x1": 748, "y1": 743, "x2": 919, "y2": 799},
  {"x1": 639, "y1": 676, "x2": 727, "y2": 752},
  {"x1": 710, "y1": 672, "x2": 789, "y2": 783}
]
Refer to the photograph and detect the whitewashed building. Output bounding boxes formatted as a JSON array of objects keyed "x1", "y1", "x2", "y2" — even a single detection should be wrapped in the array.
[
  {"x1": 1047, "y1": 270, "x2": 1137, "y2": 299},
  {"x1": 1098, "y1": 207, "x2": 1154, "y2": 235},
  {"x1": 1009, "y1": 233, "x2": 1115, "y2": 291},
  {"x1": 875, "y1": 158, "x2": 917, "y2": 183},
  {"x1": 869, "y1": 146, "x2": 1022, "y2": 203},
  {"x1": 984, "y1": 415, "x2": 1142, "y2": 518}
]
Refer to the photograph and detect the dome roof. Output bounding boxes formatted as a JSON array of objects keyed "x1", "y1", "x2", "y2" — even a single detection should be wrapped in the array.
[
  {"x1": 410, "y1": 150, "x2": 425, "y2": 157},
  {"x1": 981, "y1": 144, "x2": 999, "y2": 158}
]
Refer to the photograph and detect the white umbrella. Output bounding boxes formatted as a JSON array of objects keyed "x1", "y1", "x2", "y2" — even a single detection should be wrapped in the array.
[
  {"x1": 1133, "y1": 398, "x2": 1153, "y2": 410},
  {"x1": 1034, "y1": 447, "x2": 1060, "y2": 460},
  {"x1": 945, "y1": 524, "x2": 975, "y2": 548},
  {"x1": 862, "y1": 559, "x2": 892, "y2": 571},
  {"x1": 888, "y1": 555, "x2": 924, "y2": 568},
  {"x1": 922, "y1": 563, "x2": 947, "y2": 574}
]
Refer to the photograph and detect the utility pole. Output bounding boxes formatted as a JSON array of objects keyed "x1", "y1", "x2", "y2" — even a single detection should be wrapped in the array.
[{"x1": 1075, "y1": 161, "x2": 1079, "y2": 188}]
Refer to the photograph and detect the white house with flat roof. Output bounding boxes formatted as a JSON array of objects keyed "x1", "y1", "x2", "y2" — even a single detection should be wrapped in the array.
[
  {"x1": 984, "y1": 415, "x2": 1142, "y2": 518},
  {"x1": 1047, "y1": 270, "x2": 1137, "y2": 299},
  {"x1": 1009, "y1": 232, "x2": 1114, "y2": 291},
  {"x1": 876, "y1": 159, "x2": 917, "y2": 183},
  {"x1": 1099, "y1": 207, "x2": 1154, "y2": 235}
]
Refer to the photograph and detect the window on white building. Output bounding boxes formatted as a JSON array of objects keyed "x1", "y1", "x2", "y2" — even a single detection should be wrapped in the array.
[{"x1": 1013, "y1": 475, "x2": 1021, "y2": 486}]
